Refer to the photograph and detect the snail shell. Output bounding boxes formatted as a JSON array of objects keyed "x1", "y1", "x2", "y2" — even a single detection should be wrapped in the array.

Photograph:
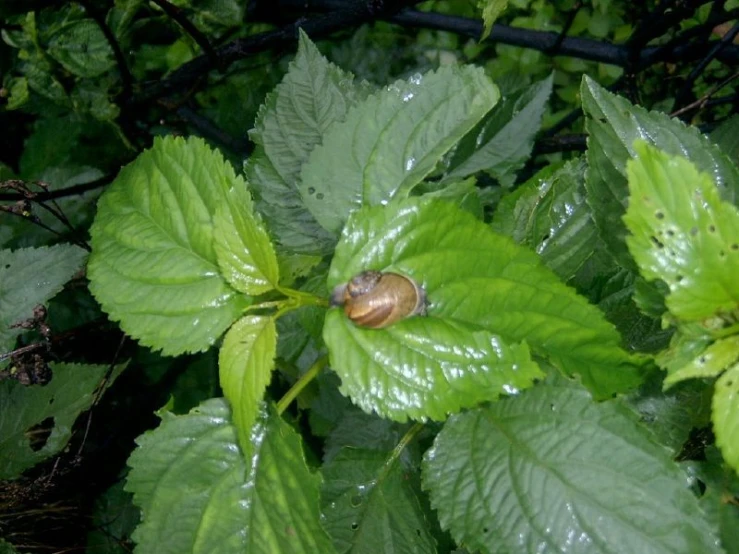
[{"x1": 330, "y1": 270, "x2": 427, "y2": 329}]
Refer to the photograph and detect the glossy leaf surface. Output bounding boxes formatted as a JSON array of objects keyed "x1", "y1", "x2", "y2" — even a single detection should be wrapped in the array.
[
  {"x1": 246, "y1": 31, "x2": 368, "y2": 254},
  {"x1": 218, "y1": 315, "x2": 276, "y2": 454},
  {"x1": 214, "y1": 184, "x2": 279, "y2": 295},
  {"x1": 300, "y1": 65, "x2": 500, "y2": 234},
  {"x1": 126, "y1": 400, "x2": 335, "y2": 553},
  {"x1": 88, "y1": 136, "x2": 248, "y2": 356},
  {"x1": 422, "y1": 376, "x2": 722, "y2": 554},
  {"x1": 582, "y1": 76, "x2": 739, "y2": 266},
  {"x1": 325, "y1": 198, "x2": 642, "y2": 422},
  {"x1": 492, "y1": 157, "x2": 597, "y2": 280},
  {"x1": 623, "y1": 142, "x2": 739, "y2": 322},
  {"x1": 713, "y1": 363, "x2": 739, "y2": 476},
  {"x1": 322, "y1": 448, "x2": 436, "y2": 553}
]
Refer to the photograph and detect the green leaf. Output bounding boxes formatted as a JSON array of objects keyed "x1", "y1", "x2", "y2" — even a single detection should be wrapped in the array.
[
  {"x1": 445, "y1": 73, "x2": 552, "y2": 186},
  {"x1": 710, "y1": 114, "x2": 739, "y2": 165},
  {"x1": 713, "y1": 362, "x2": 739, "y2": 476},
  {"x1": 623, "y1": 141, "x2": 739, "y2": 321},
  {"x1": 47, "y1": 19, "x2": 116, "y2": 78},
  {"x1": 581, "y1": 76, "x2": 739, "y2": 266},
  {"x1": 126, "y1": 399, "x2": 336, "y2": 553},
  {"x1": 492, "y1": 157, "x2": 597, "y2": 280},
  {"x1": 218, "y1": 315, "x2": 276, "y2": 454},
  {"x1": 214, "y1": 184, "x2": 279, "y2": 295},
  {"x1": 0, "y1": 245, "x2": 87, "y2": 354},
  {"x1": 422, "y1": 376, "x2": 722, "y2": 554},
  {"x1": 300, "y1": 65, "x2": 500, "y2": 235},
  {"x1": 478, "y1": 0, "x2": 508, "y2": 41},
  {"x1": 88, "y1": 136, "x2": 249, "y2": 356},
  {"x1": 321, "y1": 448, "x2": 436, "y2": 553},
  {"x1": 0, "y1": 362, "x2": 122, "y2": 479},
  {"x1": 326, "y1": 198, "x2": 642, "y2": 422},
  {"x1": 86, "y1": 479, "x2": 139, "y2": 554},
  {"x1": 664, "y1": 336, "x2": 739, "y2": 387},
  {"x1": 246, "y1": 30, "x2": 368, "y2": 255}
]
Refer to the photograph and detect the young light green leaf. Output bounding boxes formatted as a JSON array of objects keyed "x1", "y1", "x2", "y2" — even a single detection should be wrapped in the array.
[
  {"x1": 422, "y1": 376, "x2": 722, "y2": 554},
  {"x1": 246, "y1": 30, "x2": 369, "y2": 255},
  {"x1": 492, "y1": 157, "x2": 597, "y2": 280},
  {"x1": 664, "y1": 336, "x2": 739, "y2": 388},
  {"x1": 623, "y1": 141, "x2": 739, "y2": 322},
  {"x1": 325, "y1": 198, "x2": 642, "y2": 422},
  {"x1": 321, "y1": 448, "x2": 436, "y2": 553},
  {"x1": 0, "y1": 245, "x2": 87, "y2": 355},
  {"x1": 713, "y1": 362, "x2": 739, "y2": 476},
  {"x1": 582, "y1": 76, "x2": 739, "y2": 266},
  {"x1": 300, "y1": 65, "x2": 500, "y2": 234},
  {"x1": 0, "y1": 362, "x2": 122, "y2": 480},
  {"x1": 711, "y1": 364, "x2": 739, "y2": 473},
  {"x1": 218, "y1": 315, "x2": 276, "y2": 454},
  {"x1": 88, "y1": 136, "x2": 249, "y2": 356},
  {"x1": 214, "y1": 184, "x2": 279, "y2": 295},
  {"x1": 126, "y1": 400, "x2": 336, "y2": 554},
  {"x1": 47, "y1": 19, "x2": 115, "y2": 78},
  {"x1": 445, "y1": 73, "x2": 553, "y2": 186},
  {"x1": 478, "y1": 0, "x2": 508, "y2": 41}
]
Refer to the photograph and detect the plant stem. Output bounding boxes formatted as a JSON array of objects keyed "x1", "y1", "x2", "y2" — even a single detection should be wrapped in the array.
[
  {"x1": 276, "y1": 356, "x2": 327, "y2": 415},
  {"x1": 379, "y1": 422, "x2": 425, "y2": 480}
]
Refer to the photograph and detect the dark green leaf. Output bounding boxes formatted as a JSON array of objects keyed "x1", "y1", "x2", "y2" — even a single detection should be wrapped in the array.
[
  {"x1": 423, "y1": 376, "x2": 722, "y2": 554},
  {"x1": 0, "y1": 363, "x2": 122, "y2": 479},
  {"x1": 47, "y1": 19, "x2": 115, "y2": 78},
  {"x1": 126, "y1": 400, "x2": 336, "y2": 553},
  {"x1": 445, "y1": 73, "x2": 552, "y2": 186},
  {"x1": 300, "y1": 65, "x2": 500, "y2": 234},
  {"x1": 246, "y1": 30, "x2": 368, "y2": 255},
  {"x1": 581, "y1": 76, "x2": 739, "y2": 266},
  {"x1": 0, "y1": 245, "x2": 87, "y2": 354},
  {"x1": 322, "y1": 448, "x2": 436, "y2": 554},
  {"x1": 492, "y1": 157, "x2": 597, "y2": 280}
]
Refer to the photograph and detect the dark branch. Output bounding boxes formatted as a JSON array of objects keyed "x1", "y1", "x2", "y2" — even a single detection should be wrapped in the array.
[
  {"x1": 390, "y1": 9, "x2": 739, "y2": 68},
  {"x1": 0, "y1": 176, "x2": 111, "y2": 202},
  {"x1": 149, "y1": 0, "x2": 223, "y2": 72},
  {"x1": 133, "y1": 0, "x2": 421, "y2": 104}
]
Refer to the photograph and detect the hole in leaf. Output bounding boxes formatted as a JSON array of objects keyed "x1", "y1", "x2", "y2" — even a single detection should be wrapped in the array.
[
  {"x1": 650, "y1": 236, "x2": 664, "y2": 249},
  {"x1": 351, "y1": 522, "x2": 359, "y2": 530},
  {"x1": 26, "y1": 417, "x2": 54, "y2": 452},
  {"x1": 708, "y1": 225, "x2": 716, "y2": 233},
  {"x1": 698, "y1": 356, "x2": 706, "y2": 364},
  {"x1": 725, "y1": 380, "x2": 733, "y2": 387},
  {"x1": 731, "y1": 244, "x2": 738, "y2": 251},
  {"x1": 483, "y1": 527, "x2": 489, "y2": 533},
  {"x1": 350, "y1": 494, "x2": 363, "y2": 507},
  {"x1": 666, "y1": 229, "x2": 674, "y2": 237},
  {"x1": 655, "y1": 211, "x2": 664, "y2": 219},
  {"x1": 416, "y1": 529, "x2": 422, "y2": 537},
  {"x1": 316, "y1": 192, "x2": 324, "y2": 200},
  {"x1": 4, "y1": 264, "x2": 9, "y2": 269},
  {"x1": 541, "y1": 233, "x2": 550, "y2": 243},
  {"x1": 675, "y1": 275, "x2": 683, "y2": 283},
  {"x1": 307, "y1": 187, "x2": 316, "y2": 195}
]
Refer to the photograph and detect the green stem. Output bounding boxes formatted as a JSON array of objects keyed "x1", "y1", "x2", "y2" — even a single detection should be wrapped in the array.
[
  {"x1": 379, "y1": 422, "x2": 425, "y2": 481},
  {"x1": 276, "y1": 356, "x2": 328, "y2": 415}
]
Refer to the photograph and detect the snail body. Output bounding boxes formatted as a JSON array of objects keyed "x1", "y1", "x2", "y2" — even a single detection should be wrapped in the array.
[{"x1": 330, "y1": 270, "x2": 427, "y2": 329}]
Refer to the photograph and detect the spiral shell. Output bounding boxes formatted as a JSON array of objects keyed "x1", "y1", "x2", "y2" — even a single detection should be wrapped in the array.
[{"x1": 330, "y1": 270, "x2": 427, "y2": 329}]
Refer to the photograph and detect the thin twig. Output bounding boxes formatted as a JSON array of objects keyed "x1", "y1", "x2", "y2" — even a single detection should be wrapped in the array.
[
  {"x1": 670, "y1": 69, "x2": 739, "y2": 117},
  {"x1": 149, "y1": 0, "x2": 223, "y2": 71},
  {"x1": 675, "y1": 21, "x2": 739, "y2": 108},
  {"x1": 546, "y1": 1, "x2": 582, "y2": 55}
]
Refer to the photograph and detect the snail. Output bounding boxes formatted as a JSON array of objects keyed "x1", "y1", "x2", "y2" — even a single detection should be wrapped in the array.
[{"x1": 330, "y1": 270, "x2": 427, "y2": 329}]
